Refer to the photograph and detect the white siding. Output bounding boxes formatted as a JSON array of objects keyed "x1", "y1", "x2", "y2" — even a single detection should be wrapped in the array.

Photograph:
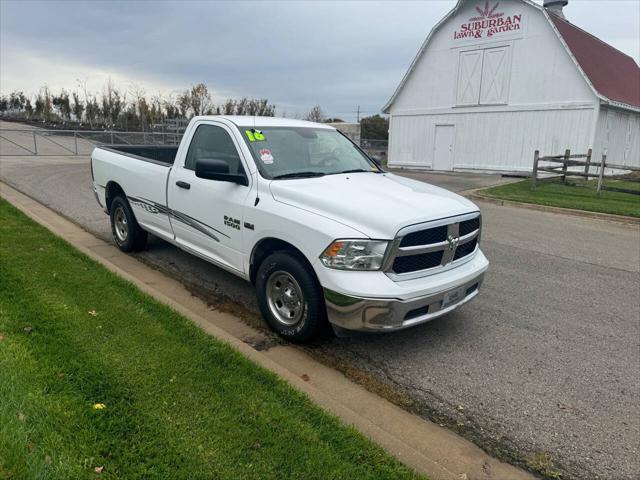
[
  {"x1": 593, "y1": 107, "x2": 640, "y2": 168},
  {"x1": 390, "y1": 0, "x2": 595, "y2": 114},
  {"x1": 385, "y1": 0, "x2": 612, "y2": 172},
  {"x1": 389, "y1": 106, "x2": 595, "y2": 172}
]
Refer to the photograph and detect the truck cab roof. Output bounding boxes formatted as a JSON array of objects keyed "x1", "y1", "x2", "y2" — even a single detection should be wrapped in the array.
[{"x1": 191, "y1": 115, "x2": 336, "y2": 129}]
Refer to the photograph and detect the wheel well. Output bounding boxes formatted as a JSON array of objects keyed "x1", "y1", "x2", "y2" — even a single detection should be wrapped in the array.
[
  {"x1": 105, "y1": 181, "x2": 126, "y2": 213},
  {"x1": 250, "y1": 238, "x2": 315, "y2": 285}
]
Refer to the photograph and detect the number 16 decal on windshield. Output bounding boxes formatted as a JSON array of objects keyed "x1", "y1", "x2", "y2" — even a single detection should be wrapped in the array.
[{"x1": 245, "y1": 129, "x2": 265, "y2": 142}]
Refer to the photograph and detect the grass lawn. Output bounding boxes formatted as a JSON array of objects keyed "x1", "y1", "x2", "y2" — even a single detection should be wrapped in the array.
[
  {"x1": 480, "y1": 178, "x2": 640, "y2": 217},
  {"x1": 0, "y1": 198, "x2": 422, "y2": 480}
]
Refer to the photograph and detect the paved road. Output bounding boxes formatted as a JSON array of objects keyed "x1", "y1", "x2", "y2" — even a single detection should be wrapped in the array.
[{"x1": 1, "y1": 127, "x2": 639, "y2": 480}]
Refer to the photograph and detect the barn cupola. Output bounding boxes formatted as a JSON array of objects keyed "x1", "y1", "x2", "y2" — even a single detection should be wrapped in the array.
[{"x1": 543, "y1": 0, "x2": 568, "y2": 19}]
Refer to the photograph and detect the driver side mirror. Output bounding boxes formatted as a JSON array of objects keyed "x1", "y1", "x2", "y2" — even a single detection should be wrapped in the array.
[{"x1": 195, "y1": 158, "x2": 248, "y2": 186}]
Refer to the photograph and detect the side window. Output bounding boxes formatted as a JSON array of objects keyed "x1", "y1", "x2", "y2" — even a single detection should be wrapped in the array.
[{"x1": 184, "y1": 124, "x2": 243, "y2": 174}]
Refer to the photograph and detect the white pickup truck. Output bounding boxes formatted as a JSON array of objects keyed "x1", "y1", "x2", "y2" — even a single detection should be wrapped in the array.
[{"x1": 91, "y1": 116, "x2": 488, "y2": 341}]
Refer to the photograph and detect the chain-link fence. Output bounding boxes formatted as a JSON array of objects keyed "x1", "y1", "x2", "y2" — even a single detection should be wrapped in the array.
[
  {"x1": 360, "y1": 138, "x2": 388, "y2": 164},
  {"x1": 0, "y1": 128, "x2": 183, "y2": 156}
]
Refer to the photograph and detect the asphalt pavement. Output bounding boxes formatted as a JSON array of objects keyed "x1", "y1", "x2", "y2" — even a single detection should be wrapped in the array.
[{"x1": 1, "y1": 125, "x2": 639, "y2": 479}]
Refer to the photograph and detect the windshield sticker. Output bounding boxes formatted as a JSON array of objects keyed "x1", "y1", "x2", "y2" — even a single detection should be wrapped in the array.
[
  {"x1": 245, "y1": 129, "x2": 265, "y2": 142},
  {"x1": 259, "y1": 149, "x2": 274, "y2": 164}
]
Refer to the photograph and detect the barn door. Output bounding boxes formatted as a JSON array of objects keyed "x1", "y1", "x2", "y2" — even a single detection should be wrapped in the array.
[
  {"x1": 433, "y1": 125, "x2": 455, "y2": 171},
  {"x1": 480, "y1": 47, "x2": 509, "y2": 104},
  {"x1": 456, "y1": 50, "x2": 483, "y2": 105}
]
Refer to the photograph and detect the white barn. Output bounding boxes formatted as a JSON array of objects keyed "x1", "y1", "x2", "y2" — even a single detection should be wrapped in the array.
[{"x1": 383, "y1": 0, "x2": 640, "y2": 173}]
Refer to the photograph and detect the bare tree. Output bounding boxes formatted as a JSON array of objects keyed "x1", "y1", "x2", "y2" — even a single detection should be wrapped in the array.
[
  {"x1": 34, "y1": 87, "x2": 53, "y2": 121},
  {"x1": 85, "y1": 96, "x2": 100, "y2": 127},
  {"x1": 247, "y1": 99, "x2": 259, "y2": 116},
  {"x1": 52, "y1": 90, "x2": 71, "y2": 120},
  {"x1": 223, "y1": 99, "x2": 235, "y2": 115},
  {"x1": 177, "y1": 90, "x2": 191, "y2": 118},
  {"x1": 78, "y1": 78, "x2": 95, "y2": 127},
  {"x1": 235, "y1": 97, "x2": 248, "y2": 116},
  {"x1": 102, "y1": 79, "x2": 125, "y2": 126},
  {"x1": 24, "y1": 99, "x2": 33, "y2": 118},
  {"x1": 188, "y1": 83, "x2": 213, "y2": 116},
  {"x1": 0, "y1": 95, "x2": 8, "y2": 115},
  {"x1": 72, "y1": 92, "x2": 85, "y2": 122},
  {"x1": 163, "y1": 93, "x2": 180, "y2": 118},
  {"x1": 149, "y1": 94, "x2": 166, "y2": 125},
  {"x1": 305, "y1": 105, "x2": 324, "y2": 123},
  {"x1": 9, "y1": 91, "x2": 27, "y2": 112},
  {"x1": 258, "y1": 99, "x2": 275, "y2": 116},
  {"x1": 129, "y1": 84, "x2": 149, "y2": 130}
]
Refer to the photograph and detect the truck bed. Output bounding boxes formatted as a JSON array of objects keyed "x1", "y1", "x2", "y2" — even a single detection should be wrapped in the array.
[{"x1": 101, "y1": 145, "x2": 179, "y2": 166}]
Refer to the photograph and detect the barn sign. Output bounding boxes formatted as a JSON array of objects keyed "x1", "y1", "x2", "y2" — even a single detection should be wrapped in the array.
[{"x1": 453, "y1": 1, "x2": 523, "y2": 40}]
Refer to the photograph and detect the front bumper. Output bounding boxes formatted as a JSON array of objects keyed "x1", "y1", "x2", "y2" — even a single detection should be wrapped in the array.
[{"x1": 324, "y1": 272, "x2": 485, "y2": 332}]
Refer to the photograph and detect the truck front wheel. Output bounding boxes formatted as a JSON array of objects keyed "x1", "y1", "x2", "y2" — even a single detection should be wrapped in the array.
[
  {"x1": 110, "y1": 196, "x2": 148, "y2": 252},
  {"x1": 256, "y1": 252, "x2": 327, "y2": 342}
]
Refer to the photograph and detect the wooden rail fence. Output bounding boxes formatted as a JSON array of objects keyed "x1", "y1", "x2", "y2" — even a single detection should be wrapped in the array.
[{"x1": 531, "y1": 149, "x2": 639, "y2": 193}]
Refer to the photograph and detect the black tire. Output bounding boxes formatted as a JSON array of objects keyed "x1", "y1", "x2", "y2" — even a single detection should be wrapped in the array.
[
  {"x1": 255, "y1": 251, "x2": 327, "y2": 343},
  {"x1": 110, "y1": 195, "x2": 148, "y2": 252}
]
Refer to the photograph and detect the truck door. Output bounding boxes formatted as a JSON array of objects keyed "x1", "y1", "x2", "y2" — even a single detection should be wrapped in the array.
[{"x1": 167, "y1": 121, "x2": 252, "y2": 274}]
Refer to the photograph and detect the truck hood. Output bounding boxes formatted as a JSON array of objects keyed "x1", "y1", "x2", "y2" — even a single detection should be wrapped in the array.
[{"x1": 269, "y1": 172, "x2": 478, "y2": 239}]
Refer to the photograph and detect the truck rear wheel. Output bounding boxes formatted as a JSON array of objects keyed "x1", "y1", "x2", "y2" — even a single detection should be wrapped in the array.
[
  {"x1": 256, "y1": 251, "x2": 327, "y2": 342},
  {"x1": 110, "y1": 196, "x2": 147, "y2": 252}
]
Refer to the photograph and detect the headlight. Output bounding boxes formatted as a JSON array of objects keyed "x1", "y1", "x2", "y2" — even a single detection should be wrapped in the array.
[{"x1": 320, "y1": 239, "x2": 389, "y2": 271}]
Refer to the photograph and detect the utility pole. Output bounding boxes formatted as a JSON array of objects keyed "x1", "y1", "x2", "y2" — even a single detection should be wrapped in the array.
[{"x1": 356, "y1": 105, "x2": 360, "y2": 123}]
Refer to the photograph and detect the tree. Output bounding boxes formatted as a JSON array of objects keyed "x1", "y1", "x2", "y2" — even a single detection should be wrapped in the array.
[
  {"x1": 52, "y1": 90, "x2": 71, "y2": 120},
  {"x1": 360, "y1": 114, "x2": 389, "y2": 141},
  {"x1": 163, "y1": 95, "x2": 180, "y2": 119},
  {"x1": 102, "y1": 79, "x2": 125, "y2": 126},
  {"x1": 235, "y1": 97, "x2": 248, "y2": 116},
  {"x1": 305, "y1": 105, "x2": 324, "y2": 123},
  {"x1": 0, "y1": 95, "x2": 8, "y2": 114},
  {"x1": 24, "y1": 99, "x2": 33, "y2": 118},
  {"x1": 253, "y1": 99, "x2": 275, "y2": 116},
  {"x1": 34, "y1": 87, "x2": 52, "y2": 121},
  {"x1": 72, "y1": 92, "x2": 84, "y2": 121},
  {"x1": 85, "y1": 96, "x2": 100, "y2": 127},
  {"x1": 78, "y1": 78, "x2": 95, "y2": 127},
  {"x1": 324, "y1": 117, "x2": 345, "y2": 123},
  {"x1": 223, "y1": 99, "x2": 235, "y2": 115},
  {"x1": 177, "y1": 90, "x2": 191, "y2": 118},
  {"x1": 188, "y1": 83, "x2": 213, "y2": 116}
]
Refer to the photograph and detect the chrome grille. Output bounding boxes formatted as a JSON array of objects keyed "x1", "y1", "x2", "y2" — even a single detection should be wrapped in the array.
[
  {"x1": 384, "y1": 212, "x2": 481, "y2": 279},
  {"x1": 393, "y1": 251, "x2": 444, "y2": 273},
  {"x1": 400, "y1": 225, "x2": 448, "y2": 247}
]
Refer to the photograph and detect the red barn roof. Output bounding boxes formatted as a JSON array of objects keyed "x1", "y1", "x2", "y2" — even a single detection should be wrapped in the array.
[{"x1": 550, "y1": 13, "x2": 640, "y2": 108}]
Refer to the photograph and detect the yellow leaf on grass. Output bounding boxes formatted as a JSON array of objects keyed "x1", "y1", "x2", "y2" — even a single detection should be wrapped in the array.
[
  {"x1": 88, "y1": 310, "x2": 98, "y2": 317},
  {"x1": 92, "y1": 403, "x2": 106, "y2": 410}
]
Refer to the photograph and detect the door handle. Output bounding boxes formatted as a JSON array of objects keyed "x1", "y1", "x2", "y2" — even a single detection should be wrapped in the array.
[{"x1": 176, "y1": 181, "x2": 190, "y2": 190}]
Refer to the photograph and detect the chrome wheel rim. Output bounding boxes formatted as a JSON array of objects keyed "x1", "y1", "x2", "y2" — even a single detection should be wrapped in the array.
[
  {"x1": 114, "y1": 206, "x2": 128, "y2": 243},
  {"x1": 266, "y1": 271, "x2": 304, "y2": 326}
]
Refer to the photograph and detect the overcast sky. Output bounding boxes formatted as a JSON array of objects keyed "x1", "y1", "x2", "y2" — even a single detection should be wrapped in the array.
[{"x1": 1, "y1": 0, "x2": 638, "y2": 121}]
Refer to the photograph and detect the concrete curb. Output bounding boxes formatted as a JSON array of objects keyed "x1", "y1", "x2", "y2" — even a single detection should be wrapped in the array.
[
  {"x1": 0, "y1": 181, "x2": 535, "y2": 480},
  {"x1": 463, "y1": 189, "x2": 640, "y2": 226}
]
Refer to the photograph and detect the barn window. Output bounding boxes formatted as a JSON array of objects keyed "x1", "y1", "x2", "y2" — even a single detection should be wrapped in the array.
[
  {"x1": 456, "y1": 46, "x2": 510, "y2": 106},
  {"x1": 456, "y1": 50, "x2": 483, "y2": 106}
]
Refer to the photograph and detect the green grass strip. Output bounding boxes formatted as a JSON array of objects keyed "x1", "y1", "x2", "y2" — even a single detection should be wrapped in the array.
[
  {"x1": 480, "y1": 178, "x2": 640, "y2": 217},
  {"x1": 0, "y1": 198, "x2": 422, "y2": 480}
]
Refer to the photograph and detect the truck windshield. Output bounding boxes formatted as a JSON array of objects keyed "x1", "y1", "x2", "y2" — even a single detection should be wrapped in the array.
[{"x1": 240, "y1": 127, "x2": 380, "y2": 179}]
